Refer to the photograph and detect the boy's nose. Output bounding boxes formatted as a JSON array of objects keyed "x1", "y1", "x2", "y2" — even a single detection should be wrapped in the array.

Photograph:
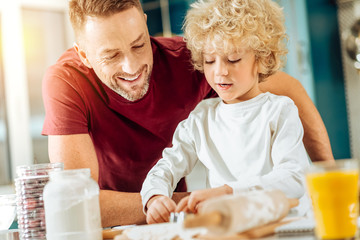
[{"x1": 215, "y1": 61, "x2": 228, "y2": 76}]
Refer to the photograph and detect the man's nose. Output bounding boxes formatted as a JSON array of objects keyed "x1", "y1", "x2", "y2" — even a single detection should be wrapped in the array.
[{"x1": 121, "y1": 54, "x2": 139, "y2": 74}]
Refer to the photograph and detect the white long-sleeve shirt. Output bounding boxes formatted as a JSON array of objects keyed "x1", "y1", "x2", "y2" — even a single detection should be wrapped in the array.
[{"x1": 141, "y1": 92, "x2": 310, "y2": 208}]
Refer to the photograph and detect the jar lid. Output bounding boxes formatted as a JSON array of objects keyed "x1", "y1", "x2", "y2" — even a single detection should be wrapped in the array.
[
  {"x1": 16, "y1": 163, "x2": 64, "y2": 178},
  {"x1": 49, "y1": 168, "x2": 91, "y2": 181}
]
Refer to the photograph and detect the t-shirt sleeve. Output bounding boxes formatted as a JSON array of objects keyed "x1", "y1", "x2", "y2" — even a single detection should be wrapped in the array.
[
  {"x1": 140, "y1": 117, "x2": 198, "y2": 212},
  {"x1": 42, "y1": 65, "x2": 89, "y2": 135}
]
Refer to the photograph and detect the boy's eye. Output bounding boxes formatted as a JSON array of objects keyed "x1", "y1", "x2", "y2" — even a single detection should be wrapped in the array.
[
  {"x1": 204, "y1": 59, "x2": 215, "y2": 64},
  {"x1": 228, "y1": 58, "x2": 241, "y2": 63}
]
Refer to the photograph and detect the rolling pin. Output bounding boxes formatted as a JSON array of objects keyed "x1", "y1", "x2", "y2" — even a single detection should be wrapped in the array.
[
  {"x1": 103, "y1": 228, "x2": 124, "y2": 239},
  {"x1": 184, "y1": 189, "x2": 299, "y2": 235}
]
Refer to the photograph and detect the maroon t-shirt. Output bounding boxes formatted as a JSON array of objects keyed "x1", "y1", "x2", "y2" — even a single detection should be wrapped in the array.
[{"x1": 42, "y1": 36, "x2": 216, "y2": 192}]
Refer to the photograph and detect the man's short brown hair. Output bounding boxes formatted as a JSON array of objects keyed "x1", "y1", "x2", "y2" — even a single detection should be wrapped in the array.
[{"x1": 69, "y1": 0, "x2": 143, "y2": 39}]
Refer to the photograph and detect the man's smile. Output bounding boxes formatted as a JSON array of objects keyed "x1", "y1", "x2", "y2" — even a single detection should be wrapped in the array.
[{"x1": 116, "y1": 72, "x2": 142, "y2": 82}]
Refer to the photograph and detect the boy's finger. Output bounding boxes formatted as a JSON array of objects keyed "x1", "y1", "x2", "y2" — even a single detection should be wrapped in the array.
[
  {"x1": 187, "y1": 197, "x2": 200, "y2": 213},
  {"x1": 162, "y1": 198, "x2": 176, "y2": 214},
  {"x1": 175, "y1": 197, "x2": 188, "y2": 212},
  {"x1": 196, "y1": 201, "x2": 205, "y2": 213},
  {"x1": 149, "y1": 205, "x2": 168, "y2": 223},
  {"x1": 146, "y1": 213, "x2": 157, "y2": 224},
  {"x1": 155, "y1": 206, "x2": 171, "y2": 222}
]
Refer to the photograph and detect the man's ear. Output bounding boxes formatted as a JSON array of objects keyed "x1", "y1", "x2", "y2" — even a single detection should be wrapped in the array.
[
  {"x1": 144, "y1": 13, "x2": 147, "y2": 22},
  {"x1": 73, "y1": 42, "x2": 92, "y2": 68}
]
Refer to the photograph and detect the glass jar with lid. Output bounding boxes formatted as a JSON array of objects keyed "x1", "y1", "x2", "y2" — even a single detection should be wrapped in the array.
[
  {"x1": 15, "y1": 162, "x2": 63, "y2": 240},
  {"x1": 43, "y1": 168, "x2": 102, "y2": 240}
]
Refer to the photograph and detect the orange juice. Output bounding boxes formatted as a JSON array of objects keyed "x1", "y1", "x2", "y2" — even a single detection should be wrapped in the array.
[{"x1": 306, "y1": 169, "x2": 359, "y2": 239}]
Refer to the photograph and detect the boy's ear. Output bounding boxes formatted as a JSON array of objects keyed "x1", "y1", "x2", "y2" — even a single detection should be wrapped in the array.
[
  {"x1": 254, "y1": 55, "x2": 260, "y2": 72},
  {"x1": 255, "y1": 55, "x2": 267, "y2": 74},
  {"x1": 73, "y1": 43, "x2": 92, "y2": 69}
]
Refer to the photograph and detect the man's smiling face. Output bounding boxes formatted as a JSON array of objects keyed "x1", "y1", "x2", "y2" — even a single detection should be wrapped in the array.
[{"x1": 76, "y1": 7, "x2": 153, "y2": 101}]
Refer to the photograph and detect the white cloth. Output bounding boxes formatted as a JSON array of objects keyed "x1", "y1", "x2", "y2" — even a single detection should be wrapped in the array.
[{"x1": 141, "y1": 92, "x2": 310, "y2": 210}]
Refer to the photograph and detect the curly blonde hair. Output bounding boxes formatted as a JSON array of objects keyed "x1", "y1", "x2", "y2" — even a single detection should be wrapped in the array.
[{"x1": 183, "y1": 0, "x2": 288, "y2": 81}]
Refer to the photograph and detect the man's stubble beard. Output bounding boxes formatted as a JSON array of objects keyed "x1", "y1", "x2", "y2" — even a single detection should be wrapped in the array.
[
  {"x1": 109, "y1": 64, "x2": 153, "y2": 102},
  {"x1": 113, "y1": 64, "x2": 152, "y2": 102},
  {"x1": 116, "y1": 80, "x2": 150, "y2": 102}
]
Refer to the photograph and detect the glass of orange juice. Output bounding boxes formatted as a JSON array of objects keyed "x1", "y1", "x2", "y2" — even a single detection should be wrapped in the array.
[{"x1": 306, "y1": 159, "x2": 359, "y2": 239}]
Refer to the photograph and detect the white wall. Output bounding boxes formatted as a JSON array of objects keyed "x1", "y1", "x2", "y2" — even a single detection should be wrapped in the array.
[{"x1": 0, "y1": 0, "x2": 73, "y2": 191}]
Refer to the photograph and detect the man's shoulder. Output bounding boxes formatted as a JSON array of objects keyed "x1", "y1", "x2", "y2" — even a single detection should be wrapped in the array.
[
  {"x1": 43, "y1": 47, "x2": 100, "y2": 102},
  {"x1": 52, "y1": 47, "x2": 82, "y2": 68},
  {"x1": 44, "y1": 48, "x2": 92, "y2": 83}
]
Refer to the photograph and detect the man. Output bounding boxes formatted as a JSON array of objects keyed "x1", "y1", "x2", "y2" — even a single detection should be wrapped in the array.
[{"x1": 42, "y1": 0, "x2": 333, "y2": 227}]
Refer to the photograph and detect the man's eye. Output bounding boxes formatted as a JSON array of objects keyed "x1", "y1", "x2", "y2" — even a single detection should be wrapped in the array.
[
  {"x1": 228, "y1": 58, "x2": 241, "y2": 63},
  {"x1": 133, "y1": 43, "x2": 145, "y2": 49},
  {"x1": 105, "y1": 53, "x2": 118, "y2": 60}
]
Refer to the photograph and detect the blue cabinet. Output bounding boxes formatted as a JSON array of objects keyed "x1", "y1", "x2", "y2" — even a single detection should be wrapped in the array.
[
  {"x1": 278, "y1": 0, "x2": 350, "y2": 159},
  {"x1": 141, "y1": 0, "x2": 194, "y2": 36}
]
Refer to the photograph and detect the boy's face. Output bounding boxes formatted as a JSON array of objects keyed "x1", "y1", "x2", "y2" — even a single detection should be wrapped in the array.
[
  {"x1": 75, "y1": 7, "x2": 153, "y2": 101},
  {"x1": 203, "y1": 48, "x2": 261, "y2": 104}
]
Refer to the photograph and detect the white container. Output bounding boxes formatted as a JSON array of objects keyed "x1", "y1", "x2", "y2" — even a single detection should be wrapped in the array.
[{"x1": 43, "y1": 168, "x2": 102, "y2": 240}]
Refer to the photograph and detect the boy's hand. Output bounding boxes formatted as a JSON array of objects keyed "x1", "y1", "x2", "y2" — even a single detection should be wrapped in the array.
[
  {"x1": 146, "y1": 195, "x2": 176, "y2": 224},
  {"x1": 175, "y1": 185, "x2": 233, "y2": 213},
  {"x1": 175, "y1": 195, "x2": 191, "y2": 213}
]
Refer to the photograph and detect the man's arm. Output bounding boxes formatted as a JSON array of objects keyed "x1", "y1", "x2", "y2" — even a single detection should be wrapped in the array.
[
  {"x1": 260, "y1": 71, "x2": 334, "y2": 162},
  {"x1": 48, "y1": 134, "x2": 188, "y2": 227},
  {"x1": 48, "y1": 134, "x2": 145, "y2": 227}
]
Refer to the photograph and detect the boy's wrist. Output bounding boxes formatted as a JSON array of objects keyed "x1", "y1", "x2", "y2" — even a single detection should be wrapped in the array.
[{"x1": 146, "y1": 195, "x2": 161, "y2": 211}]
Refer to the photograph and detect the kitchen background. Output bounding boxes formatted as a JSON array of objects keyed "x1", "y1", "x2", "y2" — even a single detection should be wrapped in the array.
[{"x1": 0, "y1": 0, "x2": 357, "y2": 193}]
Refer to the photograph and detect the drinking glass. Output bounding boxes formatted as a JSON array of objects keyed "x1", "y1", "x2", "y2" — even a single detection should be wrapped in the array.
[{"x1": 305, "y1": 159, "x2": 359, "y2": 239}]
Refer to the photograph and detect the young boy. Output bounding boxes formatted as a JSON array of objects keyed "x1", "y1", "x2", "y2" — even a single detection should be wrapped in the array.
[{"x1": 141, "y1": 0, "x2": 310, "y2": 224}]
